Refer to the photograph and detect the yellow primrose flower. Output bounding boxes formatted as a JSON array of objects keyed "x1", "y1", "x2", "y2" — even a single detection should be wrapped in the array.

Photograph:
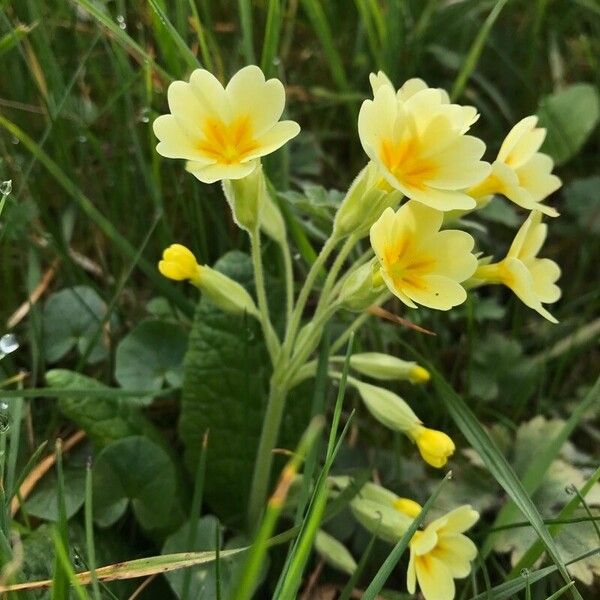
[
  {"x1": 407, "y1": 505, "x2": 479, "y2": 600},
  {"x1": 473, "y1": 211, "x2": 561, "y2": 323},
  {"x1": 409, "y1": 426, "x2": 455, "y2": 468},
  {"x1": 153, "y1": 65, "x2": 300, "y2": 183},
  {"x1": 159, "y1": 244, "x2": 201, "y2": 284},
  {"x1": 368, "y1": 72, "x2": 479, "y2": 133},
  {"x1": 370, "y1": 201, "x2": 477, "y2": 310},
  {"x1": 359, "y1": 79, "x2": 489, "y2": 210},
  {"x1": 469, "y1": 116, "x2": 561, "y2": 217}
]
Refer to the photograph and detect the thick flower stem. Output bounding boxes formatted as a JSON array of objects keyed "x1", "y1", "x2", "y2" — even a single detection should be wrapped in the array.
[
  {"x1": 283, "y1": 234, "x2": 339, "y2": 357},
  {"x1": 250, "y1": 227, "x2": 280, "y2": 363},
  {"x1": 247, "y1": 379, "x2": 288, "y2": 529},
  {"x1": 314, "y1": 234, "x2": 357, "y2": 314}
]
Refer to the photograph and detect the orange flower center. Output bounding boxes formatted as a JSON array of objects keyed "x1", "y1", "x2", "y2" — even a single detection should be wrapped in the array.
[
  {"x1": 380, "y1": 135, "x2": 436, "y2": 190},
  {"x1": 384, "y1": 237, "x2": 435, "y2": 291},
  {"x1": 198, "y1": 116, "x2": 259, "y2": 165}
]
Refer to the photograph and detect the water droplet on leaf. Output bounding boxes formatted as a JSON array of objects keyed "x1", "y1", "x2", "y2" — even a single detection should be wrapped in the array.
[
  {"x1": 0, "y1": 180, "x2": 11, "y2": 196},
  {"x1": 116, "y1": 14, "x2": 127, "y2": 29},
  {"x1": 0, "y1": 334, "x2": 19, "y2": 358}
]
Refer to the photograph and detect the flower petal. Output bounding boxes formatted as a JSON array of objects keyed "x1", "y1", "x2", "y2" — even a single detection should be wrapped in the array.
[
  {"x1": 189, "y1": 68, "x2": 230, "y2": 121},
  {"x1": 226, "y1": 65, "x2": 287, "y2": 136},
  {"x1": 409, "y1": 187, "x2": 476, "y2": 211},
  {"x1": 529, "y1": 258, "x2": 561, "y2": 303},
  {"x1": 403, "y1": 274, "x2": 467, "y2": 310},
  {"x1": 434, "y1": 534, "x2": 478, "y2": 578},
  {"x1": 439, "y1": 505, "x2": 479, "y2": 535},
  {"x1": 153, "y1": 115, "x2": 215, "y2": 163},
  {"x1": 424, "y1": 230, "x2": 477, "y2": 282},
  {"x1": 415, "y1": 554, "x2": 456, "y2": 600},
  {"x1": 241, "y1": 120, "x2": 300, "y2": 162},
  {"x1": 185, "y1": 160, "x2": 258, "y2": 184}
]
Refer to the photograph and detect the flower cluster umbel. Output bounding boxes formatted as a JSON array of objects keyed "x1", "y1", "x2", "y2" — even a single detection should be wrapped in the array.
[{"x1": 153, "y1": 65, "x2": 562, "y2": 600}]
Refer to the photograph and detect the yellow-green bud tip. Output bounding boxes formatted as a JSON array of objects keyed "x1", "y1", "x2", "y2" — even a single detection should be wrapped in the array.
[
  {"x1": 158, "y1": 244, "x2": 201, "y2": 283},
  {"x1": 411, "y1": 426, "x2": 455, "y2": 468},
  {"x1": 409, "y1": 365, "x2": 430, "y2": 384},
  {"x1": 393, "y1": 497, "x2": 422, "y2": 518}
]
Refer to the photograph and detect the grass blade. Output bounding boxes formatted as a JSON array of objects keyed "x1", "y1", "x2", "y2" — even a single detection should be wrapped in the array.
[
  {"x1": 84, "y1": 460, "x2": 101, "y2": 600},
  {"x1": 147, "y1": 0, "x2": 201, "y2": 70},
  {"x1": 180, "y1": 430, "x2": 209, "y2": 600},
  {"x1": 450, "y1": 0, "x2": 510, "y2": 100},
  {"x1": 238, "y1": 0, "x2": 255, "y2": 63},
  {"x1": 0, "y1": 115, "x2": 194, "y2": 317},
  {"x1": 232, "y1": 417, "x2": 325, "y2": 600},
  {"x1": 260, "y1": 0, "x2": 282, "y2": 76},
  {"x1": 432, "y1": 371, "x2": 582, "y2": 599}
]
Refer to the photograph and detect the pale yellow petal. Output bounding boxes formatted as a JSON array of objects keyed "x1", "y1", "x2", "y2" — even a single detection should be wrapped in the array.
[
  {"x1": 369, "y1": 207, "x2": 396, "y2": 260},
  {"x1": 397, "y1": 77, "x2": 429, "y2": 101},
  {"x1": 502, "y1": 257, "x2": 558, "y2": 323},
  {"x1": 497, "y1": 116, "x2": 539, "y2": 165},
  {"x1": 439, "y1": 505, "x2": 479, "y2": 535},
  {"x1": 415, "y1": 555, "x2": 455, "y2": 600},
  {"x1": 516, "y1": 153, "x2": 562, "y2": 202},
  {"x1": 185, "y1": 160, "x2": 258, "y2": 184},
  {"x1": 358, "y1": 85, "x2": 398, "y2": 157},
  {"x1": 226, "y1": 65, "x2": 287, "y2": 135},
  {"x1": 242, "y1": 120, "x2": 300, "y2": 161},
  {"x1": 167, "y1": 80, "x2": 211, "y2": 135},
  {"x1": 381, "y1": 270, "x2": 418, "y2": 308},
  {"x1": 424, "y1": 137, "x2": 490, "y2": 190},
  {"x1": 403, "y1": 275, "x2": 467, "y2": 310},
  {"x1": 407, "y1": 548, "x2": 417, "y2": 594},
  {"x1": 369, "y1": 71, "x2": 394, "y2": 95},
  {"x1": 424, "y1": 230, "x2": 477, "y2": 282},
  {"x1": 411, "y1": 527, "x2": 440, "y2": 556},
  {"x1": 189, "y1": 69, "x2": 230, "y2": 121},
  {"x1": 404, "y1": 87, "x2": 445, "y2": 132},
  {"x1": 507, "y1": 211, "x2": 538, "y2": 259},
  {"x1": 409, "y1": 187, "x2": 476, "y2": 211},
  {"x1": 529, "y1": 258, "x2": 561, "y2": 303},
  {"x1": 434, "y1": 534, "x2": 477, "y2": 578},
  {"x1": 403, "y1": 200, "x2": 444, "y2": 240},
  {"x1": 153, "y1": 115, "x2": 215, "y2": 163}
]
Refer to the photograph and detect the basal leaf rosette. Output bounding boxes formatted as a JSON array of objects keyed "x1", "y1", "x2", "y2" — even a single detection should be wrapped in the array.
[
  {"x1": 153, "y1": 65, "x2": 300, "y2": 183},
  {"x1": 370, "y1": 201, "x2": 477, "y2": 310},
  {"x1": 359, "y1": 77, "x2": 490, "y2": 211}
]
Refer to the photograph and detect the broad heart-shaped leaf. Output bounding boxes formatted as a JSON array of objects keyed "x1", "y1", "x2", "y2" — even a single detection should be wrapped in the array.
[
  {"x1": 115, "y1": 319, "x2": 187, "y2": 405},
  {"x1": 92, "y1": 436, "x2": 177, "y2": 530},
  {"x1": 180, "y1": 251, "x2": 312, "y2": 524},
  {"x1": 24, "y1": 463, "x2": 86, "y2": 522},
  {"x1": 42, "y1": 285, "x2": 116, "y2": 364},
  {"x1": 162, "y1": 516, "x2": 252, "y2": 599},
  {"x1": 46, "y1": 369, "x2": 163, "y2": 448},
  {"x1": 537, "y1": 83, "x2": 600, "y2": 165}
]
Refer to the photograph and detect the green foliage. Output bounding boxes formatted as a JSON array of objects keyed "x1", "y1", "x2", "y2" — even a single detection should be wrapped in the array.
[
  {"x1": 115, "y1": 319, "x2": 187, "y2": 405},
  {"x1": 92, "y1": 436, "x2": 180, "y2": 530},
  {"x1": 163, "y1": 516, "x2": 249, "y2": 599},
  {"x1": 538, "y1": 84, "x2": 600, "y2": 165},
  {"x1": 180, "y1": 251, "x2": 311, "y2": 523},
  {"x1": 46, "y1": 369, "x2": 161, "y2": 447},
  {"x1": 42, "y1": 286, "x2": 115, "y2": 365}
]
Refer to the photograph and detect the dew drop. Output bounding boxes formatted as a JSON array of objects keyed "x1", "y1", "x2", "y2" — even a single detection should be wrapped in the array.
[
  {"x1": 293, "y1": 253, "x2": 301, "y2": 261},
  {"x1": 116, "y1": 14, "x2": 127, "y2": 29},
  {"x1": 10, "y1": 136, "x2": 19, "y2": 145},
  {"x1": 0, "y1": 334, "x2": 19, "y2": 359},
  {"x1": 0, "y1": 402, "x2": 8, "y2": 412},
  {"x1": 520, "y1": 568, "x2": 530, "y2": 578},
  {"x1": 78, "y1": 135, "x2": 88, "y2": 144},
  {"x1": 0, "y1": 180, "x2": 11, "y2": 196},
  {"x1": 139, "y1": 107, "x2": 150, "y2": 123},
  {"x1": 565, "y1": 483, "x2": 576, "y2": 495}
]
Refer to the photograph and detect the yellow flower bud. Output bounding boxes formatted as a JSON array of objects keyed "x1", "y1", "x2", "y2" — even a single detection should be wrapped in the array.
[
  {"x1": 393, "y1": 497, "x2": 422, "y2": 518},
  {"x1": 409, "y1": 426, "x2": 455, "y2": 468},
  {"x1": 348, "y1": 352, "x2": 430, "y2": 384},
  {"x1": 158, "y1": 244, "x2": 202, "y2": 284},
  {"x1": 199, "y1": 266, "x2": 260, "y2": 318},
  {"x1": 353, "y1": 380, "x2": 421, "y2": 432},
  {"x1": 333, "y1": 161, "x2": 402, "y2": 239}
]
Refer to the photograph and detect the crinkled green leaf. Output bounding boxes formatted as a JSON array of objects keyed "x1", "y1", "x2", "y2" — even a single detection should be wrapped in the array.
[
  {"x1": 46, "y1": 369, "x2": 161, "y2": 447},
  {"x1": 537, "y1": 83, "x2": 600, "y2": 165},
  {"x1": 115, "y1": 319, "x2": 187, "y2": 405},
  {"x1": 180, "y1": 251, "x2": 312, "y2": 524},
  {"x1": 564, "y1": 177, "x2": 600, "y2": 235}
]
